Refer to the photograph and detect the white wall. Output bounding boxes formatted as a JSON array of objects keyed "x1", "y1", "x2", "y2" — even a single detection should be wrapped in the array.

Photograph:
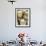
[{"x1": 0, "y1": 0, "x2": 46, "y2": 42}]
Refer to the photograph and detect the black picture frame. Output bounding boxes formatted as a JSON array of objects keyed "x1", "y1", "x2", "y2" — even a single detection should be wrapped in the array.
[{"x1": 15, "y1": 8, "x2": 31, "y2": 28}]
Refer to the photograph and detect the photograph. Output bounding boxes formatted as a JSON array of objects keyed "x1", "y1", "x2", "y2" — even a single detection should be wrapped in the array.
[
  {"x1": 15, "y1": 8, "x2": 31, "y2": 27},
  {"x1": 0, "y1": 0, "x2": 46, "y2": 46}
]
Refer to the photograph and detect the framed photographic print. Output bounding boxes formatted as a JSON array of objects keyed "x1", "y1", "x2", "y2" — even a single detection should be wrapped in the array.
[{"x1": 15, "y1": 8, "x2": 31, "y2": 27}]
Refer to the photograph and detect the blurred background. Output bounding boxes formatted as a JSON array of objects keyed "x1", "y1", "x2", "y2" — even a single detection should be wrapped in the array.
[{"x1": 0, "y1": 0, "x2": 46, "y2": 46}]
